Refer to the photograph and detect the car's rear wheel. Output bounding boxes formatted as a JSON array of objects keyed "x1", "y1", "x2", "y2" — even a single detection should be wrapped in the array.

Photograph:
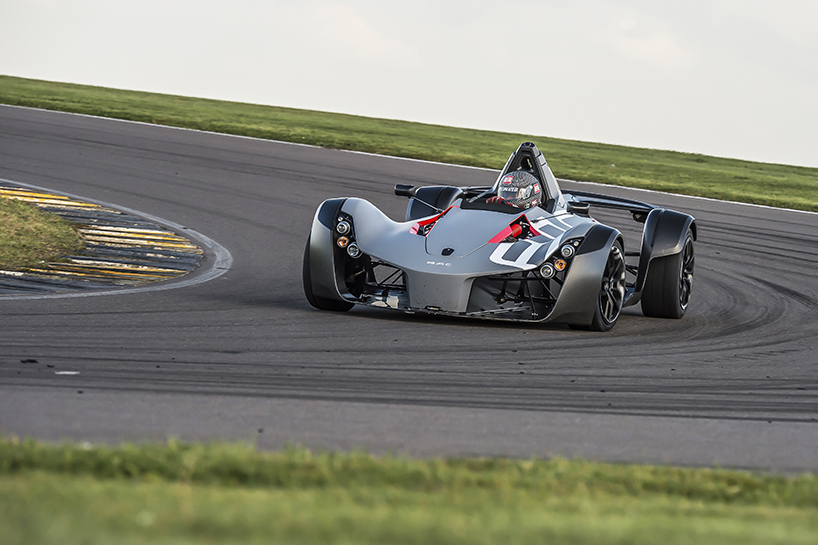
[
  {"x1": 641, "y1": 229, "x2": 694, "y2": 319},
  {"x1": 303, "y1": 236, "x2": 354, "y2": 312},
  {"x1": 589, "y1": 241, "x2": 626, "y2": 332}
]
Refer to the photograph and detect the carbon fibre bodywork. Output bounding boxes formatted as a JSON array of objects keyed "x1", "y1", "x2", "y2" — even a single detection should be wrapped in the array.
[{"x1": 304, "y1": 142, "x2": 696, "y2": 330}]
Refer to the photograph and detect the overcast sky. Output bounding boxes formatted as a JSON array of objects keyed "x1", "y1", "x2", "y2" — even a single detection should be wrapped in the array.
[{"x1": 2, "y1": 1, "x2": 816, "y2": 167}]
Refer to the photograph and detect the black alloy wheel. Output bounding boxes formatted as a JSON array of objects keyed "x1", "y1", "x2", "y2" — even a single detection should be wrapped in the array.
[
  {"x1": 678, "y1": 234, "x2": 695, "y2": 311},
  {"x1": 590, "y1": 242, "x2": 626, "y2": 331}
]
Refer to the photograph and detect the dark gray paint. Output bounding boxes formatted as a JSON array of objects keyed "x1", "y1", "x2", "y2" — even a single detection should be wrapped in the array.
[{"x1": 1, "y1": 106, "x2": 816, "y2": 471}]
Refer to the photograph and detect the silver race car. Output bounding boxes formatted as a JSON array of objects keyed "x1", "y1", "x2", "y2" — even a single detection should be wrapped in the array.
[{"x1": 303, "y1": 142, "x2": 696, "y2": 331}]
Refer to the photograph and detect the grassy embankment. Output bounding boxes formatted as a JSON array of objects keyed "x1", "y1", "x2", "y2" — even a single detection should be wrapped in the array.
[
  {"x1": 2, "y1": 75, "x2": 817, "y2": 212},
  {"x1": 0, "y1": 198, "x2": 84, "y2": 269},
  {"x1": 1, "y1": 439, "x2": 817, "y2": 545}
]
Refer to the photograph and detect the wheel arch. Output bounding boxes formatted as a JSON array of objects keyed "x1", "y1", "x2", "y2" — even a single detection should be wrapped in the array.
[
  {"x1": 646, "y1": 209, "x2": 696, "y2": 260},
  {"x1": 630, "y1": 209, "x2": 696, "y2": 299},
  {"x1": 548, "y1": 223, "x2": 621, "y2": 326},
  {"x1": 305, "y1": 198, "x2": 349, "y2": 303}
]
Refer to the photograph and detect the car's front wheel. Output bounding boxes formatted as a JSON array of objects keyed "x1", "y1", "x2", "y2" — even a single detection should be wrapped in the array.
[{"x1": 589, "y1": 241, "x2": 626, "y2": 332}]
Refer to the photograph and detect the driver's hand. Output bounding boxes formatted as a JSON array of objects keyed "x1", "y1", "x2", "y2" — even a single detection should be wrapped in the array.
[{"x1": 487, "y1": 196, "x2": 507, "y2": 204}]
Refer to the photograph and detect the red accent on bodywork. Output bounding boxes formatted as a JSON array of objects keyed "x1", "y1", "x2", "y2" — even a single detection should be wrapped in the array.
[
  {"x1": 488, "y1": 226, "x2": 516, "y2": 243},
  {"x1": 488, "y1": 214, "x2": 541, "y2": 243},
  {"x1": 410, "y1": 206, "x2": 456, "y2": 236}
]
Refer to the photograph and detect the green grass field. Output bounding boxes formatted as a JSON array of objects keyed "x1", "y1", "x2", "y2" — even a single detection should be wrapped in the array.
[
  {"x1": 2, "y1": 75, "x2": 817, "y2": 212},
  {"x1": 2, "y1": 439, "x2": 817, "y2": 545},
  {"x1": 0, "y1": 198, "x2": 84, "y2": 269}
]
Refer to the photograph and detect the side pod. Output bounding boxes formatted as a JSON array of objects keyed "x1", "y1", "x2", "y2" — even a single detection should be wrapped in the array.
[{"x1": 405, "y1": 186, "x2": 463, "y2": 221}]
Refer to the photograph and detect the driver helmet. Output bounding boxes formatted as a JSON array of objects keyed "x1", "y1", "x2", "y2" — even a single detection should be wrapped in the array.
[{"x1": 496, "y1": 171, "x2": 542, "y2": 209}]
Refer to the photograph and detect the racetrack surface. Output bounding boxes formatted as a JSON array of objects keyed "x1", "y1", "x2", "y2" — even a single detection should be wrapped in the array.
[{"x1": 1, "y1": 105, "x2": 816, "y2": 472}]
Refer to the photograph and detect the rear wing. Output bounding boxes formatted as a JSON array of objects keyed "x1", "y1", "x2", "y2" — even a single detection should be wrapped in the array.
[{"x1": 562, "y1": 189, "x2": 655, "y2": 223}]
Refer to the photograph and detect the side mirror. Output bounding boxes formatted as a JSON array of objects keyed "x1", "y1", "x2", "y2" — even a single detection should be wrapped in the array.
[
  {"x1": 394, "y1": 184, "x2": 417, "y2": 197},
  {"x1": 567, "y1": 201, "x2": 591, "y2": 217}
]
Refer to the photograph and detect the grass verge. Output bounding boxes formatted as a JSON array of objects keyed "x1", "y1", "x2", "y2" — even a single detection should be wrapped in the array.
[
  {"x1": 1, "y1": 438, "x2": 817, "y2": 545},
  {"x1": 2, "y1": 75, "x2": 817, "y2": 212},
  {"x1": 0, "y1": 197, "x2": 84, "y2": 270}
]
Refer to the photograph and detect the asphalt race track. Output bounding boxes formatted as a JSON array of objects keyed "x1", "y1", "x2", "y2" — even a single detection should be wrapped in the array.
[{"x1": 1, "y1": 105, "x2": 816, "y2": 472}]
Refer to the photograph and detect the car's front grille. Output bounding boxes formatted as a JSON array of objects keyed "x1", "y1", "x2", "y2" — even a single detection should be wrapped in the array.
[{"x1": 466, "y1": 271, "x2": 562, "y2": 321}]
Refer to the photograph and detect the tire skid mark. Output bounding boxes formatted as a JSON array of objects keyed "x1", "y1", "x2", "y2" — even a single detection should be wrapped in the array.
[
  {"x1": 652, "y1": 271, "x2": 812, "y2": 355},
  {"x1": 751, "y1": 276, "x2": 817, "y2": 307},
  {"x1": 0, "y1": 183, "x2": 203, "y2": 293}
]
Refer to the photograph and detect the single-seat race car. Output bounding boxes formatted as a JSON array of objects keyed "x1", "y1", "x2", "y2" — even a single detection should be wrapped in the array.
[{"x1": 303, "y1": 142, "x2": 696, "y2": 331}]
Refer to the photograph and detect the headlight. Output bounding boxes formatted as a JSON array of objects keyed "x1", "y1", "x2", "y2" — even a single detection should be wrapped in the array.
[
  {"x1": 336, "y1": 220, "x2": 351, "y2": 235},
  {"x1": 538, "y1": 263, "x2": 556, "y2": 279},
  {"x1": 534, "y1": 238, "x2": 583, "y2": 279},
  {"x1": 347, "y1": 243, "x2": 362, "y2": 258}
]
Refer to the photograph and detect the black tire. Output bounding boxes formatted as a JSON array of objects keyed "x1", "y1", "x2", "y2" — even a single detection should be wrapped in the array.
[
  {"x1": 302, "y1": 236, "x2": 354, "y2": 312},
  {"x1": 587, "y1": 241, "x2": 627, "y2": 331},
  {"x1": 641, "y1": 230, "x2": 694, "y2": 319}
]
